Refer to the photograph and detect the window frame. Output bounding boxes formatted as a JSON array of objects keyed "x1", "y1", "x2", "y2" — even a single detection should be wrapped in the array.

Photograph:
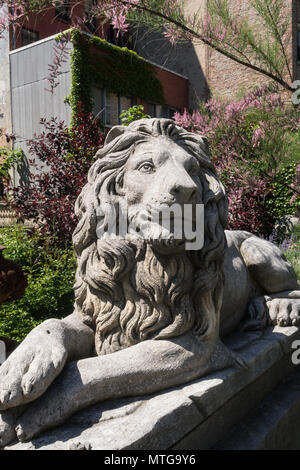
[
  {"x1": 297, "y1": 27, "x2": 300, "y2": 63},
  {"x1": 160, "y1": 106, "x2": 177, "y2": 120},
  {"x1": 21, "y1": 27, "x2": 39, "y2": 47},
  {"x1": 102, "y1": 89, "x2": 112, "y2": 126},
  {"x1": 84, "y1": 0, "x2": 97, "y2": 33},
  {"x1": 54, "y1": 1, "x2": 70, "y2": 23},
  {"x1": 147, "y1": 103, "x2": 157, "y2": 118}
]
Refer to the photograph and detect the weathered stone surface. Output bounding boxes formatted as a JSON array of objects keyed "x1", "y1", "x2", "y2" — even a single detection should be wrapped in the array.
[
  {"x1": 7, "y1": 390, "x2": 203, "y2": 451},
  {"x1": 173, "y1": 326, "x2": 300, "y2": 450},
  {"x1": 6, "y1": 325, "x2": 300, "y2": 450},
  {"x1": 213, "y1": 368, "x2": 300, "y2": 450}
]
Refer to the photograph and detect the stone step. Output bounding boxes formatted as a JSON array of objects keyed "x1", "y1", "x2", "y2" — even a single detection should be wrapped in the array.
[{"x1": 213, "y1": 368, "x2": 300, "y2": 450}]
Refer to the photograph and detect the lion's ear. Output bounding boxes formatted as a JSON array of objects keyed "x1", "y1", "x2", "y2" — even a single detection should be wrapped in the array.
[
  {"x1": 200, "y1": 136, "x2": 209, "y2": 153},
  {"x1": 105, "y1": 126, "x2": 126, "y2": 145}
]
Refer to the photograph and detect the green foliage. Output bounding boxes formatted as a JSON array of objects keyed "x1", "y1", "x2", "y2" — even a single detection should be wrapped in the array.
[
  {"x1": 119, "y1": 105, "x2": 150, "y2": 126},
  {"x1": 0, "y1": 148, "x2": 25, "y2": 180},
  {"x1": 0, "y1": 226, "x2": 76, "y2": 341},
  {"x1": 284, "y1": 224, "x2": 300, "y2": 281},
  {"x1": 175, "y1": 87, "x2": 299, "y2": 235},
  {"x1": 266, "y1": 163, "x2": 300, "y2": 221},
  {"x1": 206, "y1": 0, "x2": 292, "y2": 87},
  {"x1": 234, "y1": 108, "x2": 300, "y2": 218},
  {"x1": 66, "y1": 29, "x2": 165, "y2": 118}
]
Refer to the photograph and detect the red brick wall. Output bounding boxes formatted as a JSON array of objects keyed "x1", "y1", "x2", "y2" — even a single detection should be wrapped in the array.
[
  {"x1": 137, "y1": 66, "x2": 189, "y2": 114},
  {"x1": 153, "y1": 66, "x2": 189, "y2": 111},
  {"x1": 9, "y1": 1, "x2": 105, "y2": 50}
]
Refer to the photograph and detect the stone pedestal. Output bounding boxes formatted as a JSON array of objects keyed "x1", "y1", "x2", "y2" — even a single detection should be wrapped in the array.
[{"x1": 6, "y1": 326, "x2": 300, "y2": 450}]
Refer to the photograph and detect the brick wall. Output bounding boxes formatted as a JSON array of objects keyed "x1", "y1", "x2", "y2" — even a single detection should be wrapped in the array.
[
  {"x1": 206, "y1": 0, "x2": 295, "y2": 100},
  {"x1": 153, "y1": 66, "x2": 188, "y2": 111},
  {"x1": 9, "y1": 0, "x2": 104, "y2": 50},
  {"x1": 90, "y1": 48, "x2": 189, "y2": 127}
]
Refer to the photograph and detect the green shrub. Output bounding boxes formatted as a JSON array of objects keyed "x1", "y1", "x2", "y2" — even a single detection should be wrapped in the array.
[
  {"x1": 0, "y1": 225, "x2": 76, "y2": 341},
  {"x1": 266, "y1": 163, "x2": 300, "y2": 221},
  {"x1": 284, "y1": 224, "x2": 300, "y2": 282},
  {"x1": 119, "y1": 105, "x2": 150, "y2": 126},
  {"x1": 174, "y1": 88, "x2": 300, "y2": 235}
]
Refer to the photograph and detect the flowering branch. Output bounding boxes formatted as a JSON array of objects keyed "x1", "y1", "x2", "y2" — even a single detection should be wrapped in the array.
[
  {"x1": 121, "y1": 0, "x2": 294, "y2": 92},
  {"x1": 45, "y1": 32, "x2": 70, "y2": 93},
  {"x1": 0, "y1": 0, "x2": 295, "y2": 93}
]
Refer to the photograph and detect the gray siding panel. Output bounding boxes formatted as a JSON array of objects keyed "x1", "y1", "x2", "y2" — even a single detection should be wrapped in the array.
[
  {"x1": 10, "y1": 39, "x2": 72, "y2": 88},
  {"x1": 10, "y1": 38, "x2": 72, "y2": 184}
]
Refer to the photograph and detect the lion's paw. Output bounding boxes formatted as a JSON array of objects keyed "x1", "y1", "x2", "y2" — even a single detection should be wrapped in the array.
[{"x1": 266, "y1": 298, "x2": 300, "y2": 327}]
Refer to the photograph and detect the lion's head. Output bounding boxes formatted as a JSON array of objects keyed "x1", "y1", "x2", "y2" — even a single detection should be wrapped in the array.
[{"x1": 73, "y1": 118, "x2": 228, "y2": 355}]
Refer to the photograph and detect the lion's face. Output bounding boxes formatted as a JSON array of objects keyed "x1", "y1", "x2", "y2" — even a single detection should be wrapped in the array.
[
  {"x1": 73, "y1": 119, "x2": 228, "y2": 354},
  {"x1": 116, "y1": 136, "x2": 203, "y2": 253}
]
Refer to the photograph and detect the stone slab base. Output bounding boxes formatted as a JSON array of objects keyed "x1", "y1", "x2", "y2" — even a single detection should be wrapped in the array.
[
  {"x1": 213, "y1": 368, "x2": 300, "y2": 450},
  {"x1": 6, "y1": 326, "x2": 300, "y2": 450}
]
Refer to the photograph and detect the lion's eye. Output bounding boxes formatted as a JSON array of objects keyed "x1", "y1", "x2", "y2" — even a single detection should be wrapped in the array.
[{"x1": 138, "y1": 162, "x2": 154, "y2": 173}]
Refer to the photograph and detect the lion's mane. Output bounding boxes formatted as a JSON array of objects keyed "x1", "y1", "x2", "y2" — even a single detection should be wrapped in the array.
[{"x1": 72, "y1": 119, "x2": 228, "y2": 355}]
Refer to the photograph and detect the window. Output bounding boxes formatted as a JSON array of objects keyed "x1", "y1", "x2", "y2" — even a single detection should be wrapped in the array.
[
  {"x1": 54, "y1": 1, "x2": 70, "y2": 22},
  {"x1": 160, "y1": 106, "x2": 177, "y2": 120},
  {"x1": 21, "y1": 28, "x2": 39, "y2": 47},
  {"x1": 84, "y1": 0, "x2": 97, "y2": 33},
  {"x1": 102, "y1": 89, "x2": 112, "y2": 126},
  {"x1": 147, "y1": 103, "x2": 156, "y2": 117}
]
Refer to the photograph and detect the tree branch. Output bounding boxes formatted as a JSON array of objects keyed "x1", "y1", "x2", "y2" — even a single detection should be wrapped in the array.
[
  {"x1": 265, "y1": 2, "x2": 293, "y2": 83},
  {"x1": 122, "y1": 0, "x2": 293, "y2": 92}
]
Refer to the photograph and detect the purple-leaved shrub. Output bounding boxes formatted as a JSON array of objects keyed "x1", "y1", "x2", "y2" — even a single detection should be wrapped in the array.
[
  {"x1": 8, "y1": 104, "x2": 104, "y2": 242},
  {"x1": 174, "y1": 86, "x2": 300, "y2": 236}
]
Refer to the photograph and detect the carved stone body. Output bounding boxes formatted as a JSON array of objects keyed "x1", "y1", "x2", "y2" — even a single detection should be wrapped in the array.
[{"x1": 0, "y1": 119, "x2": 299, "y2": 447}]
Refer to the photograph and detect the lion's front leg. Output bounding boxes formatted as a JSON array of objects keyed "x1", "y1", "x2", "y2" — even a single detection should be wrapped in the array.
[
  {"x1": 13, "y1": 334, "x2": 235, "y2": 443},
  {"x1": 239, "y1": 234, "x2": 300, "y2": 330}
]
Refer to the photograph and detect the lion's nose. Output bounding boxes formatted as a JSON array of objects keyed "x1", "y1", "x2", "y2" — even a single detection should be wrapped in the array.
[{"x1": 170, "y1": 181, "x2": 198, "y2": 203}]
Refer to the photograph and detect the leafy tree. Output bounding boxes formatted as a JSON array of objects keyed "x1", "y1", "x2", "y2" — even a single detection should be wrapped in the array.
[
  {"x1": 125, "y1": 0, "x2": 294, "y2": 92},
  {"x1": 0, "y1": 0, "x2": 295, "y2": 94}
]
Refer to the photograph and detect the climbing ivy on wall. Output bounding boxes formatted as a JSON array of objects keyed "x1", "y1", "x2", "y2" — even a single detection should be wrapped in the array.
[{"x1": 62, "y1": 29, "x2": 165, "y2": 117}]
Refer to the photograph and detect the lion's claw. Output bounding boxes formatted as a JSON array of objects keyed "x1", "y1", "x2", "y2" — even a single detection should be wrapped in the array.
[{"x1": 266, "y1": 298, "x2": 300, "y2": 327}]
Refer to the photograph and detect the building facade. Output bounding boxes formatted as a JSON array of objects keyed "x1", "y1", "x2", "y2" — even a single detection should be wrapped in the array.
[
  {"x1": 0, "y1": 0, "x2": 298, "y2": 158},
  {"x1": 5, "y1": 30, "x2": 188, "y2": 185},
  {"x1": 133, "y1": 0, "x2": 300, "y2": 107},
  {"x1": 0, "y1": 1, "x2": 189, "y2": 186}
]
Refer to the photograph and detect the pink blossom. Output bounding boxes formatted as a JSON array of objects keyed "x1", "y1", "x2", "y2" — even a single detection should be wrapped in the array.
[
  {"x1": 99, "y1": 0, "x2": 139, "y2": 34},
  {"x1": 202, "y1": 14, "x2": 226, "y2": 43},
  {"x1": 163, "y1": 25, "x2": 181, "y2": 45},
  {"x1": 252, "y1": 125, "x2": 265, "y2": 147}
]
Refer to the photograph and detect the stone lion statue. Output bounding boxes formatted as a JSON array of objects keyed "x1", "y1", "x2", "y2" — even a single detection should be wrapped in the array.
[{"x1": 0, "y1": 118, "x2": 299, "y2": 447}]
